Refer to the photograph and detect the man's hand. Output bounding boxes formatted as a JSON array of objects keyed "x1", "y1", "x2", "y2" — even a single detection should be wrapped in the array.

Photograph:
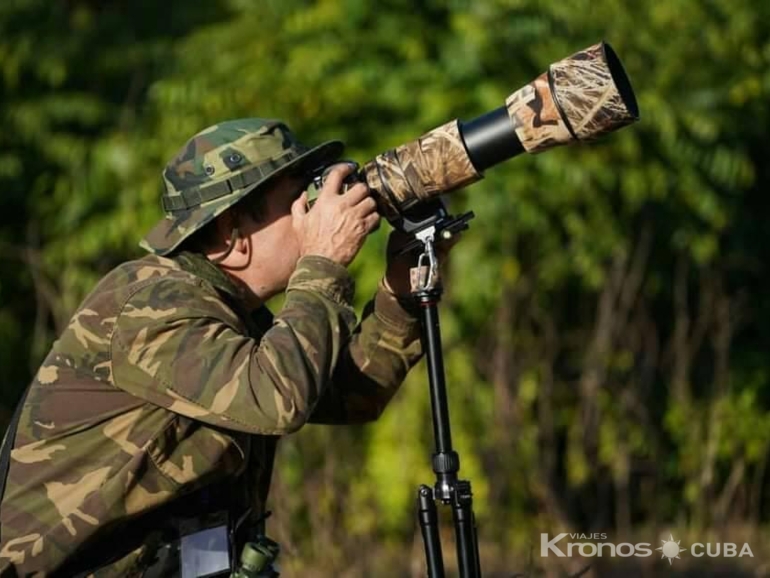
[
  {"x1": 291, "y1": 164, "x2": 380, "y2": 267},
  {"x1": 384, "y1": 229, "x2": 461, "y2": 297}
]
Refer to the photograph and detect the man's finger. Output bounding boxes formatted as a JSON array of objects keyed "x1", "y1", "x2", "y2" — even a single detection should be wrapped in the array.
[
  {"x1": 319, "y1": 163, "x2": 355, "y2": 198},
  {"x1": 340, "y1": 182, "x2": 370, "y2": 206},
  {"x1": 352, "y1": 195, "x2": 378, "y2": 217},
  {"x1": 364, "y1": 212, "x2": 381, "y2": 233}
]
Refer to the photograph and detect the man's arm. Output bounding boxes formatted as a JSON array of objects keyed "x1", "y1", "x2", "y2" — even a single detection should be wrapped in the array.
[
  {"x1": 307, "y1": 278, "x2": 423, "y2": 424},
  {"x1": 111, "y1": 255, "x2": 361, "y2": 435}
]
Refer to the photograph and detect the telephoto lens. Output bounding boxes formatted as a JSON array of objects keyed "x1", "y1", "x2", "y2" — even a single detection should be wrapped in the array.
[{"x1": 355, "y1": 42, "x2": 638, "y2": 222}]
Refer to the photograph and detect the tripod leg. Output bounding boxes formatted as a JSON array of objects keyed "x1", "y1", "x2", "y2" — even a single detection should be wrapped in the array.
[
  {"x1": 451, "y1": 481, "x2": 481, "y2": 578},
  {"x1": 417, "y1": 485, "x2": 444, "y2": 578},
  {"x1": 472, "y1": 510, "x2": 481, "y2": 577}
]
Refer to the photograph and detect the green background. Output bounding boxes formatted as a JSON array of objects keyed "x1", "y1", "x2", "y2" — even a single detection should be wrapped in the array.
[{"x1": 1, "y1": 0, "x2": 769, "y2": 575}]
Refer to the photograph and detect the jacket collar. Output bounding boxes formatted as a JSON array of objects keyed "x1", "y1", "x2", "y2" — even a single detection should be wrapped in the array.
[{"x1": 171, "y1": 251, "x2": 273, "y2": 335}]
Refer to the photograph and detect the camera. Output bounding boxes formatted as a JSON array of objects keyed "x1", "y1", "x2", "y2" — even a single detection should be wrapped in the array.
[
  {"x1": 305, "y1": 161, "x2": 362, "y2": 209},
  {"x1": 306, "y1": 42, "x2": 638, "y2": 230}
]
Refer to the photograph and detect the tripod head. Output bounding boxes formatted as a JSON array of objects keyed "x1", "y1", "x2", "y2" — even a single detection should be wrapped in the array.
[{"x1": 396, "y1": 199, "x2": 475, "y2": 294}]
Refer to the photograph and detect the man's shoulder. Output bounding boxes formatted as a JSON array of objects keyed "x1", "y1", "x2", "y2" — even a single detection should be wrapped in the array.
[
  {"x1": 106, "y1": 255, "x2": 242, "y2": 326},
  {"x1": 87, "y1": 254, "x2": 211, "y2": 308},
  {"x1": 67, "y1": 254, "x2": 236, "y2": 336},
  {"x1": 104, "y1": 254, "x2": 198, "y2": 291}
]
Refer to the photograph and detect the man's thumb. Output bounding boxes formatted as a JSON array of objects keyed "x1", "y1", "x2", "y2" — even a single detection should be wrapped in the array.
[{"x1": 292, "y1": 191, "x2": 309, "y2": 221}]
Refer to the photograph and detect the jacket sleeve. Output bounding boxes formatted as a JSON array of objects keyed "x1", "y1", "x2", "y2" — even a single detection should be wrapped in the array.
[
  {"x1": 308, "y1": 279, "x2": 423, "y2": 425},
  {"x1": 111, "y1": 255, "x2": 360, "y2": 435}
]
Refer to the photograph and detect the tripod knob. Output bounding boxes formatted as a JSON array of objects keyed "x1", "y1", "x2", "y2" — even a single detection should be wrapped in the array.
[{"x1": 432, "y1": 451, "x2": 460, "y2": 475}]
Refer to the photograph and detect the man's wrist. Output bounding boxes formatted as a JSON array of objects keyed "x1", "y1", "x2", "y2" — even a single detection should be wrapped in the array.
[{"x1": 374, "y1": 278, "x2": 421, "y2": 331}]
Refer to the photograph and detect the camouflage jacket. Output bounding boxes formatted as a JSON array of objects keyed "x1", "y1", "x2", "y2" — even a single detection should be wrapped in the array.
[{"x1": 0, "y1": 252, "x2": 422, "y2": 576}]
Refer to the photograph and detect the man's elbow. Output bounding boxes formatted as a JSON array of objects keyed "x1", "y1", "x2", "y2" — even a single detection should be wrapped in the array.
[
  {"x1": 276, "y1": 411, "x2": 310, "y2": 434},
  {"x1": 271, "y1": 394, "x2": 314, "y2": 433}
]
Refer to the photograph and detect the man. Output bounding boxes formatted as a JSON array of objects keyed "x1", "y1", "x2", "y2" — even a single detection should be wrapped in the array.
[{"x1": 0, "y1": 119, "x2": 427, "y2": 576}]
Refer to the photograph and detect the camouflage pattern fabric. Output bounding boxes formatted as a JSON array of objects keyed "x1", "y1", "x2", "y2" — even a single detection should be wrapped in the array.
[
  {"x1": 141, "y1": 118, "x2": 344, "y2": 256},
  {"x1": 505, "y1": 42, "x2": 639, "y2": 154},
  {"x1": 361, "y1": 120, "x2": 481, "y2": 220},
  {"x1": 0, "y1": 251, "x2": 422, "y2": 576}
]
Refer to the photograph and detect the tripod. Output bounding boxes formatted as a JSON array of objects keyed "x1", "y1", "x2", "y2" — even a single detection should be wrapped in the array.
[{"x1": 397, "y1": 202, "x2": 482, "y2": 578}]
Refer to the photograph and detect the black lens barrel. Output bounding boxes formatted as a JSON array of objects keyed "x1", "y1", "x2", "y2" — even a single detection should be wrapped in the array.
[{"x1": 459, "y1": 106, "x2": 524, "y2": 172}]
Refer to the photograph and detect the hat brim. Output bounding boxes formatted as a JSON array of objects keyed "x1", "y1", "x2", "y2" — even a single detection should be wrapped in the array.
[{"x1": 140, "y1": 139, "x2": 345, "y2": 256}]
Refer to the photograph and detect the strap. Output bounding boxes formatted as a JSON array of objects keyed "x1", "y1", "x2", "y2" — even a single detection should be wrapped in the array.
[
  {"x1": 162, "y1": 148, "x2": 307, "y2": 213},
  {"x1": 0, "y1": 384, "x2": 31, "y2": 540}
]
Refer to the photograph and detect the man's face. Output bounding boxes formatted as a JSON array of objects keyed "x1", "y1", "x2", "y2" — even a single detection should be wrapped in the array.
[{"x1": 239, "y1": 173, "x2": 307, "y2": 299}]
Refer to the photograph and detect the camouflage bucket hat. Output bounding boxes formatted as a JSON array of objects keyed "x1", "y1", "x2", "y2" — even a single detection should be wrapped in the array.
[{"x1": 141, "y1": 118, "x2": 344, "y2": 255}]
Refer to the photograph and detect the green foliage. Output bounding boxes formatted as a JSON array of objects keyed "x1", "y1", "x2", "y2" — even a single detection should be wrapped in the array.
[{"x1": 2, "y1": 0, "x2": 770, "y2": 572}]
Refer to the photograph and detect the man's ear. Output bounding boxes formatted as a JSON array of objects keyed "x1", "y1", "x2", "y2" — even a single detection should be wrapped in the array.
[
  {"x1": 208, "y1": 209, "x2": 248, "y2": 266},
  {"x1": 213, "y1": 210, "x2": 236, "y2": 247},
  {"x1": 228, "y1": 210, "x2": 251, "y2": 257}
]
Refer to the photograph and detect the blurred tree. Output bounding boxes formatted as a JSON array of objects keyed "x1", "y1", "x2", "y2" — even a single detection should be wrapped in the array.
[
  {"x1": 2, "y1": 0, "x2": 770, "y2": 574},
  {"x1": 0, "y1": 0, "x2": 229, "y2": 407}
]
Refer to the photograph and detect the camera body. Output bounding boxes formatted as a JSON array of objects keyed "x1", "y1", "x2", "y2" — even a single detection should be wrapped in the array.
[
  {"x1": 305, "y1": 158, "x2": 459, "y2": 236},
  {"x1": 305, "y1": 160, "x2": 362, "y2": 208}
]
